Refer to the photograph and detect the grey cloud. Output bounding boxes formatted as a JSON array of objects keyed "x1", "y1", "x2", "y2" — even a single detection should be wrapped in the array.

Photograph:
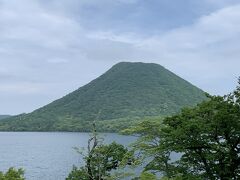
[
  {"x1": 90, "y1": 4, "x2": 240, "y2": 95},
  {"x1": 0, "y1": 0, "x2": 239, "y2": 114}
]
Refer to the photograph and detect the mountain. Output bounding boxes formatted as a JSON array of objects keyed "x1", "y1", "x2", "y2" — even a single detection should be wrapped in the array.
[
  {"x1": 0, "y1": 115, "x2": 11, "y2": 120},
  {"x1": 0, "y1": 62, "x2": 206, "y2": 132}
]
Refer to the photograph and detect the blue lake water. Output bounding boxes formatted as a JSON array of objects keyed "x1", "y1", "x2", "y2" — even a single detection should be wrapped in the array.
[{"x1": 0, "y1": 132, "x2": 136, "y2": 180}]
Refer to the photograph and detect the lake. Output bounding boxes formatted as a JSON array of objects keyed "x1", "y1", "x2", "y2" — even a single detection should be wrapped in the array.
[{"x1": 0, "y1": 132, "x2": 136, "y2": 180}]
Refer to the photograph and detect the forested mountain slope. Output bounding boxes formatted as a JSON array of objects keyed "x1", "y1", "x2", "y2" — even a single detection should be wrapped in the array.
[{"x1": 0, "y1": 62, "x2": 206, "y2": 132}]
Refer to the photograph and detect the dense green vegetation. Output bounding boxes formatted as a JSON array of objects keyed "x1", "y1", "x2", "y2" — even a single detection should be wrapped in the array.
[
  {"x1": 123, "y1": 79, "x2": 240, "y2": 179},
  {"x1": 2, "y1": 79, "x2": 239, "y2": 180},
  {"x1": 68, "y1": 78, "x2": 239, "y2": 179},
  {"x1": 0, "y1": 168, "x2": 25, "y2": 180},
  {"x1": 0, "y1": 62, "x2": 206, "y2": 132},
  {"x1": 67, "y1": 124, "x2": 135, "y2": 180}
]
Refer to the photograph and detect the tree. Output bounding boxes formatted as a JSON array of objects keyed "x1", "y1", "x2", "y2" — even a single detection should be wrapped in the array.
[
  {"x1": 66, "y1": 123, "x2": 133, "y2": 180},
  {"x1": 140, "y1": 171, "x2": 157, "y2": 180},
  {"x1": 0, "y1": 168, "x2": 25, "y2": 180},
  {"x1": 124, "y1": 79, "x2": 240, "y2": 179}
]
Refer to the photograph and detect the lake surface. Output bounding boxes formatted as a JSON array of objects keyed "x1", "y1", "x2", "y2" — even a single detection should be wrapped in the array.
[{"x1": 0, "y1": 132, "x2": 136, "y2": 180}]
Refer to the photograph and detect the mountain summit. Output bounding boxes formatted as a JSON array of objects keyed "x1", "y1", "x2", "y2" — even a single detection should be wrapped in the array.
[{"x1": 0, "y1": 62, "x2": 206, "y2": 132}]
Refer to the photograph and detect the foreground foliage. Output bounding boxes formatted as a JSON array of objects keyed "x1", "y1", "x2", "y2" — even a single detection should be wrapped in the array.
[
  {"x1": 2, "y1": 74, "x2": 239, "y2": 179},
  {"x1": 124, "y1": 79, "x2": 240, "y2": 179},
  {"x1": 66, "y1": 124, "x2": 135, "y2": 180},
  {"x1": 0, "y1": 168, "x2": 25, "y2": 180}
]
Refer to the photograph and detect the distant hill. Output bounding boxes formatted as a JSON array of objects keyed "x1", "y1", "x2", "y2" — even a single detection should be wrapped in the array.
[
  {"x1": 0, "y1": 62, "x2": 206, "y2": 132},
  {"x1": 0, "y1": 115, "x2": 11, "y2": 120}
]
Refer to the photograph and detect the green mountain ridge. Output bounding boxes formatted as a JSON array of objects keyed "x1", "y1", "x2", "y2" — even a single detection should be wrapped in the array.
[{"x1": 0, "y1": 62, "x2": 206, "y2": 132}]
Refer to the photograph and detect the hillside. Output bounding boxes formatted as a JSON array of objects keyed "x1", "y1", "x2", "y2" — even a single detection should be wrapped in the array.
[{"x1": 0, "y1": 62, "x2": 206, "y2": 132}]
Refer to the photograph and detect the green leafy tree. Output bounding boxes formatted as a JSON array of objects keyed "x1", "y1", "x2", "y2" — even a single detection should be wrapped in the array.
[
  {"x1": 66, "y1": 123, "x2": 134, "y2": 180},
  {"x1": 124, "y1": 78, "x2": 240, "y2": 179},
  {"x1": 140, "y1": 171, "x2": 157, "y2": 180},
  {"x1": 0, "y1": 168, "x2": 25, "y2": 180}
]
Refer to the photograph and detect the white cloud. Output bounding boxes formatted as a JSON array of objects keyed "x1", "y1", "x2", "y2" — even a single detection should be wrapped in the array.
[
  {"x1": 85, "y1": 3, "x2": 240, "y2": 95},
  {"x1": 0, "y1": 0, "x2": 239, "y2": 114},
  {"x1": 84, "y1": 5, "x2": 240, "y2": 94},
  {"x1": 121, "y1": 4, "x2": 240, "y2": 95}
]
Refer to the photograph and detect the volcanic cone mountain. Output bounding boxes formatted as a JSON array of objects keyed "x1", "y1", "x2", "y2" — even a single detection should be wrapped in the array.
[{"x1": 0, "y1": 62, "x2": 206, "y2": 132}]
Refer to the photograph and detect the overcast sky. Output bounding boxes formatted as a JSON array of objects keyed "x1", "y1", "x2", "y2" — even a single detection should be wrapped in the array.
[{"x1": 0, "y1": 0, "x2": 240, "y2": 115}]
